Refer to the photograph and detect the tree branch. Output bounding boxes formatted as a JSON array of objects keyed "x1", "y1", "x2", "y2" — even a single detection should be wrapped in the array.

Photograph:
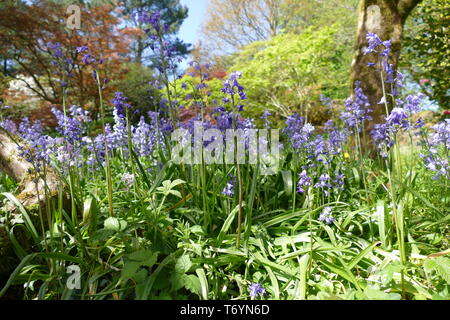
[{"x1": 398, "y1": 0, "x2": 422, "y2": 19}]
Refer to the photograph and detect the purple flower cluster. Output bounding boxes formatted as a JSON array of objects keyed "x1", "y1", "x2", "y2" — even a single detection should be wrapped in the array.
[
  {"x1": 364, "y1": 33, "x2": 403, "y2": 94},
  {"x1": 333, "y1": 170, "x2": 346, "y2": 191},
  {"x1": 340, "y1": 81, "x2": 372, "y2": 132},
  {"x1": 420, "y1": 120, "x2": 450, "y2": 180},
  {"x1": 77, "y1": 46, "x2": 98, "y2": 66},
  {"x1": 297, "y1": 170, "x2": 312, "y2": 193},
  {"x1": 122, "y1": 173, "x2": 135, "y2": 187},
  {"x1": 222, "y1": 176, "x2": 235, "y2": 197},
  {"x1": 318, "y1": 207, "x2": 335, "y2": 225},
  {"x1": 315, "y1": 174, "x2": 332, "y2": 197},
  {"x1": 222, "y1": 71, "x2": 247, "y2": 106},
  {"x1": 139, "y1": 11, "x2": 167, "y2": 34},
  {"x1": 248, "y1": 283, "x2": 265, "y2": 298},
  {"x1": 324, "y1": 120, "x2": 348, "y2": 155},
  {"x1": 51, "y1": 105, "x2": 89, "y2": 144},
  {"x1": 15, "y1": 118, "x2": 55, "y2": 170},
  {"x1": 133, "y1": 112, "x2": 169, "y2": 159},
  {"x1": 371, "y1": 94, "x2": 424, "y2": 158},
  {"x1": 283, "y1": 113, "x2": 315, "y2": 150}
]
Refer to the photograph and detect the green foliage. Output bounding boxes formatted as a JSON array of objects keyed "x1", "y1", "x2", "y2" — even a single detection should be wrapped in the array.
[
  {"x1": 403, "y1": 0, "x2": 450, "y2": 109},
  {"x1": 0, "y1": 4, "x2": 448, "y2": 300},
  {"x1": 169, "y1": 74, "x2": 224, "y2": 112},
  {"x1": 424, "y1": 257, "x2": 450, "y2": 284},
  {"x1": 121, "y1": 0, "x2": 190, "y2": 64},
  {"x1": 229, "y1": 26, "x2": 351, "y2": 123},
  {"x1": 112, "y1": 63, "x2": 157, "y2": 117}
]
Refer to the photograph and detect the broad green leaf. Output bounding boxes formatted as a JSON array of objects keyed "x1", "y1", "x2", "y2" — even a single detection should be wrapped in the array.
[
  {"x1": 175, "y1": 254, "x2": 192, "y2": 274},
  {"x1": 104, "y1": 217, "x2": 127, "y2": 232},
  {"x1": 121, "y1": 262, "x2": 141, "y2": 282}
]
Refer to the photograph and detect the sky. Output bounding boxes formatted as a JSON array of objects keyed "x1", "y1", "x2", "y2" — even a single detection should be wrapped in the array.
[{"x1": 177, "y1": 0, "x2": 208, "y2": 69}]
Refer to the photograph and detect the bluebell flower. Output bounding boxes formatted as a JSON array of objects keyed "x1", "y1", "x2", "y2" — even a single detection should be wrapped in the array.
[
  {"x1": 222, "y1": 177, "x2": 235, "y2": 197},
  {"x1": 51, "y1": 106, "x2": 88, "y2": 144},
  {"x1": 319, "y1": 207, "x2": 335, "y2": 225},
  {"x1": 221, "y1": 71, "x2": 246, "y2": 103},
  {"x1": 122, "y1": 173, "x2": 135, "y2": 186},
  {"x1": 0, "y1": 118, "x2": 18, "y2": 134},
  {"x1": 112, "y1": 92, "x2": 131, "y2": 118},
  {"x1": 297, "y1": 170, "x2": 312, "y2": 193},
  {"x1": 249, "y1": 283, "x2": 265, "y2": 298},
  {"x1": 315, "y1": 174, "x2": 332, "y2": 196},
  {"x1": 421, "y1": 120, "x2": 450, "y2": 180},
  {"x1": 340, "y1": 81, "x2": 372, "y2": 133},
  {"x1": 76, "y1": 46, "x2": 89, "y2": 53}
]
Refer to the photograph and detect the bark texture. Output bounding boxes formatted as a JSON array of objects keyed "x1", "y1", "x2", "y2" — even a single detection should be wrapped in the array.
[
  {"x1": 351, "y1": 0, "x2": 422, "y2": 134},
  {"x1": 0, "y1": 129, "x2": 60, "y2": 210}
]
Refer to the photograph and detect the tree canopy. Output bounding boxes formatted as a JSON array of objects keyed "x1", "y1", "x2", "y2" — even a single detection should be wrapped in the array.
[{"x1": 402, "y1": 0, "x2": 450, "y2": 109}]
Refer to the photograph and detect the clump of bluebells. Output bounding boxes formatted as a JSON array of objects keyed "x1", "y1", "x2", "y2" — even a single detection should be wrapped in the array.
[
  {"x1": 365, "y1": 32, "x2": 426, "y2": 158},
  {"x1": 340, "y1": 81, "x2": 372, "y2": 133},
  {"x1": 8, "y1": 118, "x2": 55, "y2": 172},
  {"x1": 420, "y1": 120, "x2": 450, "y2": 180},
  {"x1": 52, "y1": 105, "x2": 89, "y2": 144},
  {"x1": 222, "y1": 71, "x2": 247, "y2": 106},
  {"x1": 364, "y1": 33, "x2": 403, "y2": 95},
  {"x1": 2, "y1": 24, "x2": 449, "y2": 301}
]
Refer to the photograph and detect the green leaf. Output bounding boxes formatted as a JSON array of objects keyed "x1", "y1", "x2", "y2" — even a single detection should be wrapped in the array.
[
  {"x1": 195, "y1": 268, "x2": 209, "y2": 300},
  {"x1": 316, "y1": 256, "x2": 362, "y2": 290},
  {"x1": 121, "y1": 262, "x2": 141, "y2": 282},
  {"x1": 424, "y1": 257, "x2": 450, "y2": 283},
  {"x1": 376, "y1": 200, "x2": 387, "y2": 248},
  {"x1": 298, "y1": 254, "x2": 310, "y2": 300},
  {"x1": 253, "y1": 252, "x2": 300, "y2": 280},
  {"x1": 104, "y1": 217, "x2": 127, "y2": 232},
  {"x1": 216, "y1": 204, "x2": 242, "y2": 246},
  {"x1": 348, "y1": 242, "x2": 381, "y2": 270},
  {"x1": 362, "y1": 287, "x2": 401, "y2": 300},
  {"x1": 170, "y1": 179, "x2": 185, "y2": 188},
  {"x1": 129, "y1": 250, "x2": 158, "y2": 267},
  {"x1": 182, "y1": 274, "x2": 202, "y2": 297},
  {"x1": 175, "y1": 254, "x2": 192, "y2": 274},
  {"x1": 281, "y1": 170, "x2": 293, "y2": 196}
]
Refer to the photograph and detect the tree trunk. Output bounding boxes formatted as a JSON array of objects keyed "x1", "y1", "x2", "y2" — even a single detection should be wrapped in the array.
[
  {"x1": 0, "y1": 129, "x2": 61, "y2": 210},
  {"x1": 135, "y1": 37, "x2": 144, "y2": 65},
  {"x1": 351, "y1": 0, "x2": 422, "y2": 135}
]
